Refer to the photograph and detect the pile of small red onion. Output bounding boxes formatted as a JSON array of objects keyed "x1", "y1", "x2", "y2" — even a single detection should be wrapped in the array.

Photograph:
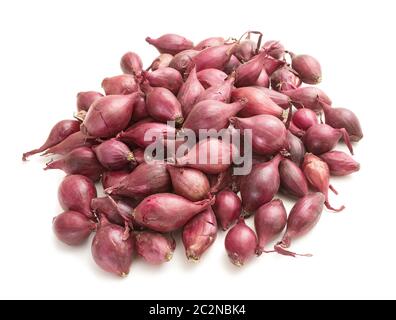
[{"x1": 23, "y1": 31, "x2": 362, "y2": 276}]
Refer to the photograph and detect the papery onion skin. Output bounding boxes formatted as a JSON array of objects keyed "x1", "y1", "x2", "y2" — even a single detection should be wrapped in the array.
[
  {"x1": 223, "y1": 55, "x2": 242, "y2": 74},
  {"x1": 262, "y1": 40, "x2": 285, "y2": 59},
  {"x1": 101, "y1": 170, "x2": 131, "y2": 190},
  {"x1": 283, "y1": 87, "x2": 332, "y2": 112},
  {"x1": 271, "y1": 66, "x2": 302, "y2": 92},
  {"x1": 212, "y1": 190, "x2": 241, "y2": 231},
  {"x1": 42, "y1": 131, "x2": 96, "y2": 156},
  {"x1": 319, "y1": 151, "x2": 360, "y2": 176},
  {"x1": 135, "y1": 232, "x2": 176, "y2": 264},
  {"x1": 91, "y1": 196, "x2": 135, "y2": 226},
  {"x1": 169, "y1": 49, "x2": 199, "y2": 79},
  {"x1": 151, "y1": 53, "x2": 174, "y2": 71},
  {"x1": 146, "y1": 34, "x2": 194, "y2": 55}
]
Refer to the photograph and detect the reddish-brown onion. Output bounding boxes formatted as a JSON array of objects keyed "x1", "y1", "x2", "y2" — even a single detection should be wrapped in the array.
[
  {"x1": 182, "y1": 207, "x2": 218, "y2": 261},
  {"x1": 167, "y1": 165, "x2": 210, "y2": 201},
  {"x1": 283, "y1": 87, "x2": 332, "y2": 112},
  {"x1": 142, "y1": 68, "x2": 183, "y2": 95},
  {"x1": 275, "y1": 192, "x2": 325, "y2": 257},
  {"x1": 193, "y1": 43, "x2": 237, "y2": 72},
  {"x1": 196, "y1": 68, "x2": 227, "y2": 89},
  {"x1": 91, "y1": 196, "x2": 135, "y2": 226},
  {"x1": 240, "y1": 154, "x2": 283, "y2": 214},
  {"x1": 279, "y1": 159, "x2": 309, "y2": 198},
  {"x1": 91, "y1": 216, "x2": 134, "y2": 277},
  {"x1": 102, "y1": 75, "x2": 139, "y2": 95},
  {"x1": 254, "y1": 199, "x2": 287, "y2": 254},
  {"x1": 42, "y1": 131, "x2": 96, "y2": 156},
  {"x1": 254, "y1": 68, "x2": 270, "y2": 87},
  {"x1": 291, "y1": 54, "x2": 322, "y2": 85},
  {"x1": 77, "y1": 91, "x2": 104, "y2": 112},
  {"x1": 292, "y1": 108, "x2": 318, "y2": 131},
  {"x1": 45, "y1": 147, "x2": 104, "y2": 182},
  {"x1": 53, "y1": 211, "x2": 96, "y2": 246},
  {"x1": 195, "y1": 37, "x2": 225, "y2": 50},
  {"x1": 135, "y1": 232, "x2": 176, "y2": 264},
  {"x1": 105, "y1": 161, "x2": 171, "y2": 198},
  {"x1": 197, "y1": 73, "x2": 235, "y2": 103},
  {"x1": 262, "y1": 40, "x2": 285, "y2": 59},
  {"x1": 131, "y1": 94, "x2": 149, "y2": 122},
  {"x1": 169, "y1": 49, "x2": 199, "y2": 78},
  {"x1": 120, "y1": 52, "x2": 143, "y2": 76},
  {"x1": 146, "y1": 34, "x2": 194, "y2": 55},
  {"x1": 101, "y1": 170, "x2": 130, "y2": 190},
  {"x1": 132, "y1": 193, "x2": 214, "y2": 232},
  {"x1": 235, "y1": 51, "x2": 267, "y2": 87},
  {"x1": 177, "y1": 66, "x2": 205, "y2": 117},
  {"x1": 93, "y1": 139, "x2": 135, "y2": 170},
  {"x1": 23, "y1": 120, "x2": 80, "y2": 161},
  {"x1": 253, "y1": 87, "x2": 291, "y2": 109},
  {"x1": 319, "y1": 151, "x2": 360, "y2": 176},
  {"x1": 225, "y1": 218, "x2": 257, "y2": 267},
  {"x1": 262, "y1": 56, "x2": 285, "y2": 75},
  {"x1": 271, "y1": 66, "x2": 302, "y2": 92},
  {"x1": 286, "y1": 131, "x2": 306, "y2": 166},
  {"x1": 223, "y1": 55, "x2": 242, "y2": 74},
  {"x1": 212, "y1": 190, "x2": 241, "y2": 231},
  {"x1": 150, "y1": 53, "x2": 174, "y2": 71},
  {"x1": 303, "y1": 153, "x2": 345, "y2": 212}
]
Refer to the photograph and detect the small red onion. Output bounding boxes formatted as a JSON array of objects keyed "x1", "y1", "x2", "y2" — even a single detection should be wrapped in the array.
[
  {"x1": 120, "y1": 52, "x2": 143, "y2": 76},
  {"x1": 193, "y1": 43, "x2": 237, "y2": 72},
  {"x1": 195, "y1": 37, "x2": 225, "y2": 50},
  {"x1": 303, "y1": 153, "x2": 345, "y2": 212},
  {"x1": 319, "y1": 151, "x2": 360, "y2": 176},
  {"x1": 254, "y1": 199, "x2": 287, "y2": 254},
  {"x1": 58, "y1": 174, "x2": 97, "y2": 219},
  {"x1": 182, "y1": 206, "x2": 218, "y2": 261},
  {"x1": 223, "y1": 55, "x2": 242, "y2": 74},
  {"x1": 235, "y1": 51, "x2": 268, "y2": 87},
  {"x1": 131, "y1": 93, "x2": 149, "y2": 122},
  {"x1": 53, "y1": 211, "x2": 96, "y2": 246},
  {"x1": 81, "y1": 93, "x2": 140, "y2": 138},
  {"x1": 262, "y1": 56, "x2": 285, "y2": 75},
  {"x1": 292, "y1": 108, "x2": 318, "y2": 132},
  {"x1": 142, "y1": 83, "x2": 183, "y2": 125},
  {"x1": 322, "y1": 103, "x2": 363, "y2": 142},
  {"x1": 143, "y1": 68, "x2": 183, "y2": 95},
  {"x1": 146, "y1": 34, "x2": 194, "y2": 55},
  {"x1": 286, "y1": 131, "x2": 305, "y2": 166},
  {"x1": 132, "y1": 193, "x2": 215, "y2": 232},
  {"x1": 178, "y1": 66, "x2": 205, "y2": 117},
  {"x1": 105, "y1": 161, "x2": 171, "y2": 198},
  {"x1": 169, "y1": 49, "x2": 199, "y2": 78},
  {"x1": 279, "y1": 159, "x2": 309, "y2": 198},
  {"x1": 135, "y1": 232, "x2": 176, "y2": 264},
  {"x1": 183, "y1": 99, "x2": 246, "y2": 133},
  {"x1": 117, "y1": 121, "x2": 176, "y2": 148},
  {"x1": 275, "y1": 192, "x2": 325, "y2": 257},
  {"x1": 23, "y1": 120, "x2": 80, "y2": 161},
  {"x1": 253, "y1": 87, "x2": 291, "y2": 109},
  {"x1": 212, "y1": 190, "x2": 241, "y2": 231},
  {"x1": 167, "y1": 165, "x2": 210, "y2": 201},
  {"x1": 271, "y1": 66, "x2": 302, "y2": 92},
  {"x1": 254, "y1": 68, "x2": 270, "y2": 87},
  {"x1": 235, "y1": 39, "x2": 256, "y2": 62},
  {"x1": 176, "y1": 138, "x2": 236, "y2": 174},
  {"x1": 262, "y1": 40, "x2": 285, "y2": 59},
  {"x1": 101, "y1": 170, "x2": 130, "y2": 190},
  {"x1": 283, "y1": 87, "x2": 332, "y2": 112},
  {"x1": 45, "y1": 147, "x2": 104, "y2": 182},
  {"x1": 196, "y1": 68, "x2": 227, "y2": 89},
  {"x1": 91, "y1": 196, "x2": 135, "y2": 226},
  {"x1": 231, "y1": 87, "x2": 287, "y2": 119},
  {"x1": 225, "y1": 218, "x2": 257, "y2": 267},
  {"x1": 101, "y1": 75, "x2": 139, "y2": 95},
  {"x1": 240, "y1": 154, "x2": 283, "y2": 214},
  {"x1": 303, "y1": 124, "x2": 354, "y2": 155},
  {"x1": 291, "y1": 54, "x2": 322, "y2": 85},
  {"x1": 42, "y1": 131, "x2": 96, "y2": 156},
  {"x1": 197, "y1": 73, "x2": 236, "y2": 103},
  {"x1": 150, "y1": 53, "x2": 174, "y2": 71},
  {"x1": 91, "y1": 216, "x2": 134, "y2": 277},
  {"x1": 93, "y1": 139, "x2": 136, "y2": 170},
  {"x1": 76, "y1": 91, "x2": 104, "y2": 112},
  {"x1": 230, "y1": 115, "x2": 288, "y2": 155}
]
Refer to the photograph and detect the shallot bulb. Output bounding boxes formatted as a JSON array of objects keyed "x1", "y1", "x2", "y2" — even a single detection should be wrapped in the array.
[
  {"x1": 132, "y1": 193, "x2": 215, "y2": 232},
  {"x1": 146, "y1": 34, "x2": 194, "y2": 55},
  {"x1": 223, "y1": 55, "x2": 242, "y2": 74},
  {"x1": 91, "y1": 216, "x2": 134, "y2": 277},
  {"x1": 322, "y1": 103, "x2": 363, "y2": 142},
  {"x1": 193, "y1": 43, "x2": 237, "y2": 71},
  {"x1": 275, "y1": 193, "x2": 325, "y2": 257},
  {"x1": 262, "y1": 40, "x2": 285, "y2": 59},
  {"x1": 240, "y1": 154, "x2": 283, "y2": 214},
  {"x1": 58, "y1": 174, "x2": 97, "y2": 219},
  {"x1": 81, "y1": 93, "x2": 140, "y2": 138},
  {"x1": 254, "y1": 199, "x2": 287, "y2": 254},
  {"x1": 183, "y1": 99, "x2": 246, "y2": 133},
  {"x1": 283, "y1": 87, "x2": 332, "y2": 112},
  {"x1": 302, "y1": 153, "x2": 345, "y2": 212},
  {"x1": 292, "y1": 108, "x2": 318, "y2": 132},
  {"x1": 23, "y1": 120, "x2": 80, "y2": 161},
  {"x1": 177, "y1": 66, "x2": 205, "y2": 117},
  {"x1": 279, "y1": 159, "x2": 309, "y2": 198},
  {"x1": 262, "y1": 56, "x2": 285, "y2": 76},
  {"x1": 286, "y1": 131, "x2": 306, "y2": 166},
  {"x1": 169, "y1": 49, "x2": 199, "y2": 78},
  {"x1": 93, "y1": 139, "x2": 135, "y2": 170},
  {"x1": 254, "y1": 68, "x2": 270, "y2": 88},
  {"x1": 230, "y1": 115, "x2": 288, "y2": 155},
  {"x1": 291, "y1": 54, "x2": 322, "y2": 85},
  {"x1": 150, "y1": 53, "x2": 174, "y2": 70},
  {"x1": 225, "y1": 218, "x2": 257, "y2": 267},
  {"x1": 196, "y1": 68, "x2": 227, "y2": 89},
  {"x1": 53, "y1": 211, "x2": 96, "y2": 246},
  {"x1": 106, "y1": 161, "x2": 171, "y2": 198},
  {"x1": 77, "y1": 91, "x2": 104, "y2": 112},
  {"x1": 120, "y1": 52, "x2": 143, "y2": 76},
  {"x1": 142, "y1": 67, "x2": 183, "y2": 95},
  {"x1": 176, "y1": 138, "x2": 236, "y2": 174},
  {"x1": 197, "y1": 73, "x2": 235, "y2": 103},
  {"x1": 195, "y1": 37, "x2": 225, "y2": 50},
  {"x1": 182, "y1": 207, "x2": 218, "y2": 261},
  {"x1": 167, "y1": 165, "x2": 210, "y2": 201},
  {"x1": 102, "y1": 75, "x2": 139, "y2": 95},
  {"x1": 235, "y1": 51, "x2": 268, "y2": 87},
  {"x1": 303, "y1": 124, "x2": 354, "y2": 155},
  {"x1": 212, "y1": 190, "x2": 241, "y2": 230},
  {"x1": 91, "y1": 196, "x2": 134, "y2": 226},
  {"x1": 45, "y1": 147, "x2": 104, "y2": 182},
  {"x1": 135, "y1": 232, "x2": 176, "y2": 264},
  {"x1": 235, "y1": 39, "x2": 256, "y2": 62},
  {"x1": 253, "y1": 87, "x2": 291, "y2": 109},
  {"x1": 319, "y1": 151, "x2": 360, "y2": 176},
  {"x1": 101, "y1": 170, "x2": 130, "y2": 190},
  {"x1": 42, "y1": 131, "x2": 95, "y2": 156},
  {"x1": 271, "y1": 66, "x2": 302, "y2": 92}
]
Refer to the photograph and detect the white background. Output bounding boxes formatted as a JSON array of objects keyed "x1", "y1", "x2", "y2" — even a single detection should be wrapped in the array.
[{"x1": 1, "y1": 0, "x2": 395, "y2": 300}]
